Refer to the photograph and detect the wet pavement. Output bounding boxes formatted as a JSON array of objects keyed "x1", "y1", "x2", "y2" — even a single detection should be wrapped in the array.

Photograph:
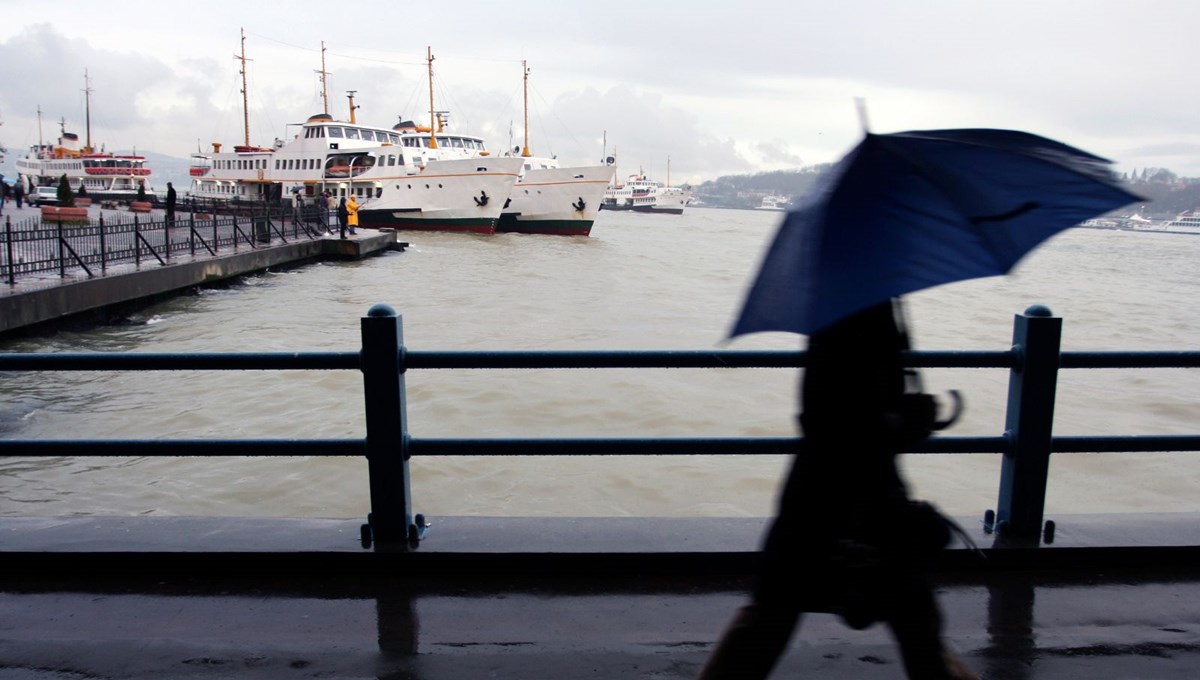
[
  {"x1": 3, "y1": 569, "x2": 1200, "y2": 679},
  {"x1": 3, "y1": 515, "x2": 1200, "y2": 678}
]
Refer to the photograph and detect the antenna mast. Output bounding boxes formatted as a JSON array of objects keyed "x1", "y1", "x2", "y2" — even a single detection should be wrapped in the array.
[
  {"x1": 521, "y1": 60, "x2": 531, "y2": 157},
  {"x1": 235, "y1": 28, "x2": 252, "y2": 147},
  {"x1": 426, "y1": 46, "x2": 438, "y2": 149},
  {"x1": 317, "y1": 41, "x2": 330, "y2": 116},
  {"x1": 82, "y1": 70, "x2": 94, "y2": 153}
]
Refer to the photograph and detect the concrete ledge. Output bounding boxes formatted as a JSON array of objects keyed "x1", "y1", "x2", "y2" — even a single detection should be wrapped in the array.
[
  {"x1": 3, "y1": 513, "x2": 1200, "y2": 577},
  {"x1": 0, "y1": 231, "x2": 398, "y2": 335}
]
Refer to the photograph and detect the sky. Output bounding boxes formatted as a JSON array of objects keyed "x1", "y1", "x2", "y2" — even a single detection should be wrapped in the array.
[{"x1": 1, "y1": 1, "x2": 1198, "y2": 186}]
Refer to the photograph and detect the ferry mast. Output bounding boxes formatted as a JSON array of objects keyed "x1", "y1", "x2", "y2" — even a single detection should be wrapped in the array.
[
  {"x1": 82, "y1": 70, "x2": 93, "y2": 153},
  {"x1": 426, "y1": 46, "x2": 438, "y2": 149},
  {"x1": 521, "y1": 60, "x2": 531, "y2": 158},
  {"x1": 235, "y1": 28, "x2": 251, "y2": 147},
  {"x1": 316, "y1": 41, "x2": 330, "y2": 116}
]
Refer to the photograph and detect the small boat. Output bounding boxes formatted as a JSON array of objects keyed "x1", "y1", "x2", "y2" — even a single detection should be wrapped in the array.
[{"x1": 16, "y1": 73, "x2": 155, "y2": 202}]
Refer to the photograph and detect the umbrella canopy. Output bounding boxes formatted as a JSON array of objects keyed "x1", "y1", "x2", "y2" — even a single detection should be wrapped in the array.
[{"x1": 731, "y1": 129, "x2": 1143, "y2": 337}]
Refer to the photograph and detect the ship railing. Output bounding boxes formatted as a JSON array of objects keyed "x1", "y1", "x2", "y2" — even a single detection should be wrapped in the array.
[
  {"x1": 2, "y1": 203, "x2": 328, "y2": 285},
  {"x1": 1, "y1": 304, "x2": 1198, "y2": 550}
]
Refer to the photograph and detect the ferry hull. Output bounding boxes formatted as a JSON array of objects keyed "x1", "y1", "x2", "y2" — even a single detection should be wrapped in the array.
[
  {"x1": 600, "y1": 204, "x2": 685, "y2": 215},
  {"x1": 496, "y1": 215, "x2": 594, "y2": 236},
  {"x1": 359, "y1": 212, "x2": 498, "y2": 235},
  {"x1": 498, "y1": 166, "x2": 613, "y2": 237}
]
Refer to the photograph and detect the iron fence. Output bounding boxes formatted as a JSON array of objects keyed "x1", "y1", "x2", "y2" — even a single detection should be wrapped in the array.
[
  {"x1": 2, "y1": 201, "x2": 335, "y2": 285},
  {"x1": 1, "y1": 304, "x2": 1198, "y2": 550}
]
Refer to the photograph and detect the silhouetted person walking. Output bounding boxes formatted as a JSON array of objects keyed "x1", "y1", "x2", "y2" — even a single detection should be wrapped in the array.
[{"x1": 697, "y1": 300, "x2": 975, "y2": 680}]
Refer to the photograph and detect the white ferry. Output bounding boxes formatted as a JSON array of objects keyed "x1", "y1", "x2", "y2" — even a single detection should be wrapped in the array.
[
  {"x1": 1160, "y1": 210, "x2": 1200, "y2": 234},
  {"x1": 387, "y1": 57, "x2": 613, "y2": 236},
  {"x1": 601, "y1": 172, "x2": 693, "y2": 215},
  {"x1": 188, "y1": 38, "x2": 521, "y2": 234},
  {"x1": 755, "y1": 195, "x2": 790, "y2": 211},
  {"x1": 15, "y1": 81, "x2": 154, "y2": 202}
]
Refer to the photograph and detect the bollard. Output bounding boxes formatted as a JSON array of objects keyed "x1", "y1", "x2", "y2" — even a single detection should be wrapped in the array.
[
  {"x1": 360, "y1": 304, "x2": 417, "y2": 548},
  {"x1": 994, "y1": 305, "x2": 1062, "y2": 540}
]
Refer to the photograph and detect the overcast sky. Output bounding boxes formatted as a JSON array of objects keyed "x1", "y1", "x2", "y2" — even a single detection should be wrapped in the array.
[{"x1": 1, "y1": 1, "x2": 1197, "y2": 185}]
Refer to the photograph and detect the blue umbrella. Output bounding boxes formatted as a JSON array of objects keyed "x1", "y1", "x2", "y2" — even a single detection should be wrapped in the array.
[{"x1": 731, "y1": 129, "x2": 1143, "y2": 337}]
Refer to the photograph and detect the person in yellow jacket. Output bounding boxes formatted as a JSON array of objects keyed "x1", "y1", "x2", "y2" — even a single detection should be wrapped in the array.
[{"x1": 346, "y1": 194, "x2": 360, "y2": 235}]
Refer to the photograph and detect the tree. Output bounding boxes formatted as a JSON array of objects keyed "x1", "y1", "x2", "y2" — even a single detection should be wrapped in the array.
[{"x1": 56, "y1": 174, "x2": 75, "y2": 208}]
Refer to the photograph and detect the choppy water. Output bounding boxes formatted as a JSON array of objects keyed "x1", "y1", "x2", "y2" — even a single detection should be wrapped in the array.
[{"x1": 1, "y1": 209, "x2": 1198, "y2": 519}]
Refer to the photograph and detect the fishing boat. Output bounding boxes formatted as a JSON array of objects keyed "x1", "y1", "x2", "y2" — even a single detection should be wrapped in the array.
[
  {"x1": 601, "y1": 171, "x2": 693, "y2": 215},
  {"x1": 15, "y1": 75, "x2": 154, "y2": 202},
  {"x1": 188, "y1": 37, "x2": 521, "y2": 234},
  {"x1": 491, "y1": 61, "x2": 613, "y2": 236}
]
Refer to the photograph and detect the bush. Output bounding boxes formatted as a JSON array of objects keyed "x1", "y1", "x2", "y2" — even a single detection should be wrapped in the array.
[{"x1": 56, "y1": 174, "x2": 75, "y2": 208}]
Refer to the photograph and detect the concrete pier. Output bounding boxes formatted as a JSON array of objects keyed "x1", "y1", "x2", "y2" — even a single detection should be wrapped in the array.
[{"x1": 0, "y1": 229, "x2": 400, "y2": 336}]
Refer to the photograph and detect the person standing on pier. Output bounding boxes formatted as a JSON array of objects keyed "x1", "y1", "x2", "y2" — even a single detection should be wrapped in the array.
[
  {"x1": 318, "y1": 191, "x2": 331, "y2": 234},
  {"x1": 346, "y1": 194, "x2": 359, "y2": 235},
  {"x1": 337, "y1": 196, "x2": 349, "y2": 239},
  {"x1": 13, "y1": 181, "x2": 24, "y2": 209},
  {"x1": 165, "y1": 182, "x2": 177, "y2": 225}
]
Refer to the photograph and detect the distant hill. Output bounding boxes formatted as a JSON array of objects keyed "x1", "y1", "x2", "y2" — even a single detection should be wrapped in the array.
[
  {"x1": 692, "y1": 165, "x2": 833, "y2": 209},
  {"x1": 694, "y1": 164, "x2": 1200, "y2": 217}
]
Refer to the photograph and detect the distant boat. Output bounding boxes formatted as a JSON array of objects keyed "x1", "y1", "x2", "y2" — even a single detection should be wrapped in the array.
[
  {"x1": 16, "y1": 74, "x2": 155, "y2": 201},
  {"x1": 601, "y1": 172, "x2": 693, "y2": 215},
  {"x1": 1160, "y1": 210, "x2": 1200, "y2": 233},
  {"x1": 755, "y1": 195, "x2": 790, "y2": 211}
]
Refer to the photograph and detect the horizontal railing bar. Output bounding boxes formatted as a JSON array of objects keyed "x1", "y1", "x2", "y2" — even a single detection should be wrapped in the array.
[
  {"x1": 1059, "y1": 351, "x2": 1200, "y2": 369},
  {"x1": 403, "y1": 350, "x2": 1016, "y2": 370},
  {"x1": 412, "y1": 436, "x2": 1013, "y2": 456},
  {"x1": 0, "y1": 439, "x2": 364, "y2": 457},
  {"x1": 1050, "y1": 435, "x2": 1200, "y2": 453},
  {"x1": 3, "y1": 435, "x2": 1197, "y2": 459},
  {"x1": 0, "y1": 350, "x2": 1015, "y2": 371},
  {"x1": 3, "y1": 349, "x2": 1197, "y2": 372},
  {"x1": 0, "y1": 353, "x2": 361, "y2": 371}
]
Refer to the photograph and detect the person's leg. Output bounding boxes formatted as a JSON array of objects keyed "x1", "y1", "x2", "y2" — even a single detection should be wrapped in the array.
[
  {"x1": 697, "y1": 603, "x2": 800, "y2": 680},
  {"x1": 885, "y1": 578, "x2": 977, "y2": 680}
]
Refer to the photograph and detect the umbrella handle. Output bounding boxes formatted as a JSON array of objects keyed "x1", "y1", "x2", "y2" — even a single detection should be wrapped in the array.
[{"x1": 931, "y1": 389, "x2": 964, "y2": 430}]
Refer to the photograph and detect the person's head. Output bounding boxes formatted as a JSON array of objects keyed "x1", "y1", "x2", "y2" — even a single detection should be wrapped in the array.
[{"x1": 167, "y1": 182, "x2": 172, "y2": 188}]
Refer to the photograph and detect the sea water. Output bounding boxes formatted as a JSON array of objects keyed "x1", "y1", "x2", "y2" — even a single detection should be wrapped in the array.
[{"x1": 1, "y1": 208, "x2": 1198, "y2": 519}]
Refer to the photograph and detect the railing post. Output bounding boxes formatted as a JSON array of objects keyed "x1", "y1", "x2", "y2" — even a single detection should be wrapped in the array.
[
  {"x1": 994, "y1": 304, "x2": 1062, "y2": 540},
  {"x1": 360, "y1": 303, "x2": 416, "y2": 549},
  {"x1": 5, "y1": 216, "x2": 13, "y2": 285},
  {"x1": 57, "y1": 218, "x2": 66, "y2": 278},
  {"x1": 133, "y1": 214, "x2": 141, "y2": 267},
  {"x1": 99, "y1": 214, "x2": 107, "y2": 273}
]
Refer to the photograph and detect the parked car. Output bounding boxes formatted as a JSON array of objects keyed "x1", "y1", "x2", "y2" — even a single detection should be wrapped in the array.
[{"x1": 29, "y1": 187, "x2": 60, "y2": 207}]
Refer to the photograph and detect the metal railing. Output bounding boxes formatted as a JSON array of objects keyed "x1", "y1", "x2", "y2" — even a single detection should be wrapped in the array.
[
  {"x1": 2, "y1": 202, "x2": 333, "y2": 285},
  {"x1": 1, "y1": 303, "x2": 1198, "y2": 549}
]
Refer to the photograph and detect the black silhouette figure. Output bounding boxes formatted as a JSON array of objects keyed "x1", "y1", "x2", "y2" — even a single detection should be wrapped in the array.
[{"x1": 697, "y1": 299, "x2": 975, "y2": 680}]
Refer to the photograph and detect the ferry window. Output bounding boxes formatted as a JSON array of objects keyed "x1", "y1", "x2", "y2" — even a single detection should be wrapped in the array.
[
  {"x1": 388, "y1": 155, "x2": 396, "y2": 166},
  {"x1": 389, "y1": 133, "x2": 400, "y2": 144},
  {"x1": 345, "y1": 128, "x2": 361, "y2": 140},
  {"x1": 452, "y1": 138, "x2": 464, "y2": 148},
  {"x1": 375, "y1": 187, "x2": 382, "y2": 198},
  {"x1": 275, "y1": 160, "x2": 280, "y2": 170},
  {"x1": 328, "y1": 127, "x2": 344, "y2": 138},
  {"x1": 316, "y1": 127, "x2": 325, "y2": 138}
]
